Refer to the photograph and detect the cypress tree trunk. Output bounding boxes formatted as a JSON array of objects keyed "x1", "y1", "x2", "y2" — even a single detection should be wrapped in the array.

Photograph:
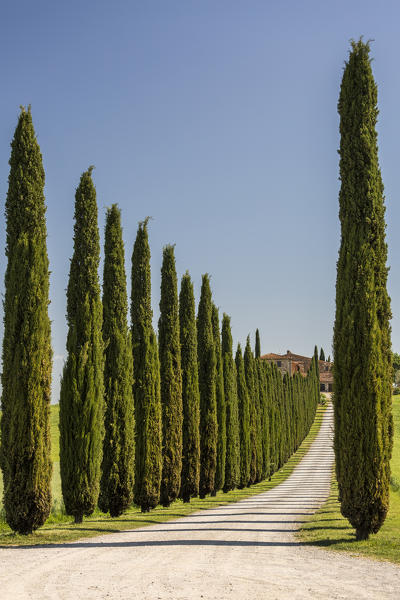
[
  {"x1": 99, "y1": 205, "x2": 135, "y2": 517},
  {"x1": 0, "y1": 107, "x2": 52, "y2": 534},
  {"x1": 159, "y1": 245, "x2": 183, "y2": 507},
  {"x1": 197, "y1": 274, "x2": 218, "y2": 498},
  {"x1": 222, "y1": 315, "x2": 240, "y2": 492},
  {"x1": 334, "y1": 40, "x2": 392, "y2": 540},
  {"x1": 235, "y1": 344, "x2": 250, "y2": 488},
  {"x1": 212, "y1": 304, "x2": 226, "y2": 495},
  {"x1": 60, "y1": 167, "x2": 104, "y2": 524},
  {"x1": 131, "y1": 219, "x2": 162, "y2": 512},
  {"x1": 179, "y1": 272, "x2": 200, "y2": 503}
]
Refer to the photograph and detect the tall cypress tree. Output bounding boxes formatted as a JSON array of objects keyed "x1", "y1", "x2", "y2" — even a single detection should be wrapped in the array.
[
  {"x1": 0, "y1": 107, "x2": 52, "y2": 534},
  {"x1": 159, "y1": 245, "x2": 183, "y2": 507},
  {"x1": 244, "y1": 336, "x2": 257, "y2": 485},
  {"x1": 179, "y1": 272, "x2": 200, "y2": 503},
  {"x1": 99, "y1": 205, "x2": 135, "y2": 517},
  {"x1": 255, "y1": 329, "x2": 261, "y2": 359},
  {"x1": 131, "y1": 219, "x2": 162, "y2": 512},
  {"x1": 59, "y1": 167, "x2": 104, "y2": 523},
  {"x1": 235, "y1": 344, "x2": 250, "y2": 488},
  {"x1": 197, "y1": 274, "x2": 218, "y2": 498},
  {"x1": 319, "y1": 347, "x2": 325, "y2": 361},
  {"x1": 222, "y1": 315, "x2": 240, "y2": 492},
  {"x1": 212, "y1": 303, "x2": 226, "y2": 494},
  {"x1": 334, "y1": 40, "x2": 392, "y2": 540}
]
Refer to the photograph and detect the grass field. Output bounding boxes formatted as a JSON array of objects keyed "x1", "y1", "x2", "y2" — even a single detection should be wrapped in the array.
[
  {"x1": 0, "y1": 404, "x2": 327, "y2": 546},
  {"x1": 299, "y1": 397, "x2": 400, "y2": 564}
]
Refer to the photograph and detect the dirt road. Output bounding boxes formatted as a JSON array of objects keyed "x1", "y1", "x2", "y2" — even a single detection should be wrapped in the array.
[{"x1": 1, "y1": 404, "x2": 399, "y2": 599}]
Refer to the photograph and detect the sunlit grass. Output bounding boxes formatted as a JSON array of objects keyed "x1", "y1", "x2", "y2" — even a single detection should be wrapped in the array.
[{"x1": 0, "y1": 404, "x2": 327, "y2": 546}]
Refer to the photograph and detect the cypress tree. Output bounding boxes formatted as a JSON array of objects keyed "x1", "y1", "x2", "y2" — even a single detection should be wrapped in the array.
[
  {"x1": 244, "y1": 336, "x2": 257, "y2": 485},
  {"x1": 319, "y1": 347, "x2": 325, "y2": 361},
  {"x1": 333, "y1": 40, "x2": 392, "y2": 540},
  {"x1": 59, "y1": 167, "x2": 104, "y2": 523},
  {"x1": 212, "y1": 303, "x2": 226, "y2": 494},
  {"x1": 255, "y1": 329, "x2": 261, "y2": 359},
  {"x1": 131, "y1": 219, "x2": 162, "y2": 512},
  {"x1": 235, "y1": 344, "x2": 250, "y2": 488},
  {"x1": 197, "y1": 274, "x2": 218, "y2": 498},
  {"x1": 99, "y1": 205, "x2": 135, "y2": 517},
  {"x1": 159, "y1": 245, "x2": 183, "y2": 507},
  {"x1": 179, "y1": 272, "x2": 200, "y2": 502},
  {"x1": 0, "y1": 107, "x2": 52, "y2": 534},
  {"x1": 222, "y1": 315, "x2": 240, "y2": 492}
]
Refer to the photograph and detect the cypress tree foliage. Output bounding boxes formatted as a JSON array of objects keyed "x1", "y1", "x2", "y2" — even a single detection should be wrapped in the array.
[
  {"x1": 236, "y1": 344, "x2": 250, "y2": 488},
  {"x1": 59, "y1": 167, "x2": 104, "y2": 524},
  {"x1": 131, "y1": 219, "x2": 162, "y2": 512},
  {"x1": 255, "y1": 329, "x2": 261, "y2": 359},
  {"x1": 0, "y1": 107, "x2": 52, "y2": 534},
  {"x1": 257, "y1": 359, "x2": 270, "y2": 480},
  {"x1": 319, "y1": 347, "x2": 325, "y2": 361},
  {"x1": 212, "y1": 303, "x2": 226, "y2": 494},
  {"x1": 99, "y1": 205, "x2": 135, "y2": 517},
  {"x1": 222, "y1": 315, "x2": 240, "y2": 492},
  {"x1": 179, "y1": 272, "x2": 200, "y2": 503},
  {"x1": 197, "y1": 274, "x2": 218, "y2": 498},
  {"x1": 158, "y1": 245, "x2": 183, "y2": 507},
  {"x1": 244, "y1": 336, "x2": 258, "y2": 485},
  {"x1": 333, "y1": 40, "x2": 392, "y2": 540}
]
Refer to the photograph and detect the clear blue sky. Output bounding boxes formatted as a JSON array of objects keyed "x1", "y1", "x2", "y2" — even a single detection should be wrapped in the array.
[{"x1": 1, "y1": 0, "x2": 400, "y2": 401}]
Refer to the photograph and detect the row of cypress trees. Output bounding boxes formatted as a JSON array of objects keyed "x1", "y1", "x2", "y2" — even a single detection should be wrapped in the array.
[{"x1": 0, "y1": 107, "x2": 319, "y2": 534}]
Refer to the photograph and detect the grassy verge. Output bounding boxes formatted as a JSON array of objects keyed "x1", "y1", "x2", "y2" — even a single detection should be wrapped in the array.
[
  {"x1": 0, "y1": 403, "x2": 327, "y2": 547},
  {"x1": 298, "y1": 397, "x2": 400, "y2": 564}
]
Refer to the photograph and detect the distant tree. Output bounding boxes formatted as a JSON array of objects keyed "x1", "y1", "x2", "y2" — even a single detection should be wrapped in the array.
[
  {"x1": 212, "y1": 304, "x2": 226, "y2": 494},
  {"x1": 235, "y1": 344, "x2": 250, "y2": 488},
  {"x1": 222, "y1": 315, "x2": 240, "y2": 492},
  {"x1": 99, "y1": 205, "x2": 135, "y2": 517},
  {"x1": 60, "y1": 167, "x2": 104, "y2": 523},
  {"x1": 1, "y1": 107, "x2": 52, "y2": 534},
  {"x1": 159, "y1": 245, "x2": 183, "y2": 507},
  {"x1": 131, "y1": 219, "x2": 162, "y2": 512},
  {"x1": 333, "y1": 40, "x2": 393, "y2": 540},
  {"x1": 255, "y1": 329, "x2": 261, "y2": 359},
  {"x1": 179, "y1": 272, "x2": 200, "y2": 503},
  {"x1": 197, "y1": 274, "x2": 218, "y2": 498},
  {"x1": 244, "y1": 336, "x2": 258, "y2": 484},
  {"x1": 319, "y1": 348, "x2": 325, "y2": 361},
  {"x1": 327, "y1": 355, "x2": 331, "y2": 363}
]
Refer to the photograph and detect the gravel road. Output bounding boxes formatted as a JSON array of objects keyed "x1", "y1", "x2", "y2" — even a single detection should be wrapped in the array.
[{"x1": 1, "y1": 403, "x2": 399, "y2": 599}]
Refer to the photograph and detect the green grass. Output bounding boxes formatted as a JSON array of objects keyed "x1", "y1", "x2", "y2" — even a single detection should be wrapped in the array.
[
  {"x1": 298, "y1": 397, "x2": 400, "y2": 564},
  {"x1": 0, "y1": 403, "x2": 327, "y2": 546}
]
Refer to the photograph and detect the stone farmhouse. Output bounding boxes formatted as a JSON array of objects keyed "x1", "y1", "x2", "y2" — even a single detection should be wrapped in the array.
[{"x1": 260, "y1": 350, "x2": 334, "y2": 393}]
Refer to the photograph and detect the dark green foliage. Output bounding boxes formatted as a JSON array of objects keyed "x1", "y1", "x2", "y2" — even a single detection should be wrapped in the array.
[
  {"x1": 59, "y1": 167, "x2": 104, "y2": 523},
  {"x1": 235, "y1": 344, "x2": 250, "y2": 488},
  {"x1": 257, "y1": 359, "x2": 270, "y2": 480},
  {"x1": 255, "y1": 329, "x2": 261, "y2": 359},
  {"x1": 222, "y1": 315, "x2": 240, "y2": 492},
  {"x1": 0, "y1": 107, "x2": 52, "y2": 534},
  {"x1": 131, "y1": 219, "x2": 162, "y2": 512},
  {"x1": 333, "y1": 40, "x2": 392, "y2": 540},
  {"x1": 197, "y1": 274, "x2": 218, "y2": 498},
  {"x1": 179, "y1": 272, "x2": 200, "y2": 503},
  {"x1": 159, "y1": 245, "x2": 183, "y2": 507},
  {"x1": 319, "y1": 348, "x2": 325, "y2": 361},
  {"x1": 244, "y1": 336, "x2": 258, "y2": 484},
  {"x1": 99, "y1": 205, "x2": 135, "y2": 517},
  {"x1": 212, "y1": 304, "x2": 226, "y2": 494}
]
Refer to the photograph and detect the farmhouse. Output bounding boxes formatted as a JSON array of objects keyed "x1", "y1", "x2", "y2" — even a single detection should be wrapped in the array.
[{"x1": 261, "y1": 350, "x2": 334, "y2": 393}]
